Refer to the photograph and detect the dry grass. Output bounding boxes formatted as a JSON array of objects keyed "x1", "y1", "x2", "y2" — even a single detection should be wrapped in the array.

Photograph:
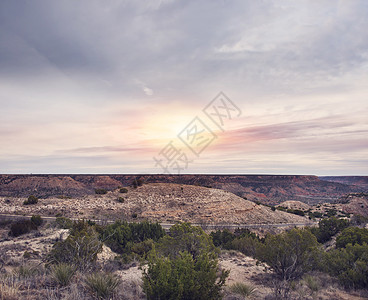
[
  {"x1": 0, "y1": 275, "x2": 19, "y2": 300},
  {"x1": 50, "y1": 263, "x2": 75, "y2": 287},
  {"x1": 85, "y1": 272, "x2": 120, "y2": 299},
  {"x1": 229, "y1": 282, "x2": 257, "y2": 298}
]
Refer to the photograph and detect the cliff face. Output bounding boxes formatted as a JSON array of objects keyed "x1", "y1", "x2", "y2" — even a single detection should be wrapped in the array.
[{"x1": 0, "y1": 174, "x2": 364, "y2": 204}]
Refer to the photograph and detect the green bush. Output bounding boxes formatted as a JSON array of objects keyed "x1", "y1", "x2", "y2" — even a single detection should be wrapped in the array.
[
  {"x1": 101, "y1": 220, "x2": 165, "y2": 255},
  {"x1": 132, "y1": 178, "x2": 144, "y2": 188},
  {"x1": 55, "y1": 217, "x2": 74, "y2": 229},
  {"x1": 322, "y1": 242, "x2": 368, "y2": 289},
  {"x1": 143, "y1": 250, "x2": 228, "y2": 300},
  {"x1": 95, "y1": 188, "x2": 108, "y2": 195},
  {"x1": 157, "y1": 222, "x2": 217, "y2": 259},
  {"x1": 210, "y1": 228, "x2": 262, "y2": 257},
  {"x1": 130, "y1": 239, "x2": 155, "y2": 258},
  {"x1": 311, "y1": 217, "x2": 349, "y2": 243},
  {"x1": 230, "y1": 235, "x2": 262, "y2": 257},
  {"x1": 116, "y1": 197, "x2": 125, "y2": 203},
  {"x1": 258, "y1": 228, "x2": 320, "y2": 280},
  {"x1": 143, "y1": 223, "x2": 228, "y2": 300},
  {"x1": 277, "y1": 206, "x2": 287, "y2": 212},
  {"x1": 23, "y1": 195, "x2": 38, "y2": 205},
  {"x1": 50, "y1": 263, "x2": 75, "y2": 286},
  {"x1": 119, "y1": 188, "x2": 128, "y2": 193},
  {"x1": 85, "y1": 272, "x2": 120, "y2": 299},
  {"x1": 336, "y1": 227, "x2": 368, "y2": 249},
  {"x1": 9, "y1": 220, "x2": 36, "y2": 237},
  {"x1": 210, "y1": 229, "x2": 235, "y2": 248},
  {"x1": 287, "y1": 209, "x2": 305, "y2": 216},
  {"x1": 48, "y1": 221, "x2": 102, "y2": 270},
  {"x1": 309, "y1": 211, "x2": 323, "y2": 218},
  {"x1": 31, "y1": 215, "x2": 43, "y2": 227}
]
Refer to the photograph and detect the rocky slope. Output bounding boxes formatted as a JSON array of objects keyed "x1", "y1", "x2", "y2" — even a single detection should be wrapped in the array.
[
  {"x1": 277, "y1": 200, "x2": 311, "y2": 211},
  {"x1": 0, "y1": 174, "x2": 364, "y2": 205},
  {"x1": 320, "y1": 176, "x2": 368, "y2": 190},
  {"x1": 339, "y1": 193, "x2": 368, "y2": 218},
  {"x1": 0, "y1": 183, "x2": 310, "y2": 225}
]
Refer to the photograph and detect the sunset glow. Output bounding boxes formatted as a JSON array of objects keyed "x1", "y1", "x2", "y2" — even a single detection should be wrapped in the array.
[{"x1": 0, "y1": 1, "x2": 367, "y2": 175}]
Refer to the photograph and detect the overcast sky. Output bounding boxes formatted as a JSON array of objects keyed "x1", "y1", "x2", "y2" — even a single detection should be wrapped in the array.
[{"x1": 0, "y1": 0, "x2": 367, "y2": 175}]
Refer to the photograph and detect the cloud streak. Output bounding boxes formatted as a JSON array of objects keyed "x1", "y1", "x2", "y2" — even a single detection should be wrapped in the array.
[{"x1": 0, "y1": 0, "x2": 367, "y2": 174}]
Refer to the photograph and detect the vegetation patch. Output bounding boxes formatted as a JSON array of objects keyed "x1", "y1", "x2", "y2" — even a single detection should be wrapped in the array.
[
  {"x1": 95, "y1": 188, "x2": 108, "y2": 195},
  {"x1": 23, "y1": 195, "x2": 38, "y2": 205}
]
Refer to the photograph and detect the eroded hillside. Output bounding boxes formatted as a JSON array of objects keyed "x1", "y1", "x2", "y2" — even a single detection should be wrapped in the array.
[
  {"x1": 0, "y1": 174, "x2": 364, "y2": 205},
  {"x1": 0, "y1": 183, "x2": 309, "y2": 225}
]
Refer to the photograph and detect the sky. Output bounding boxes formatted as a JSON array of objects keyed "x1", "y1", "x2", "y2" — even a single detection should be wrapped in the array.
[{"x1": 0, "y1": 0, "x2": 367, "y2": 175}]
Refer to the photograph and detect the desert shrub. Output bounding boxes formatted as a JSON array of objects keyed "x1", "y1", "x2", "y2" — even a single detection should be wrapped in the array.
[
  {"x1": 55, "y1": 217, "x2": 74, "y2": 229},
  {"x1": 119, "y1": 188, "x2": 128, "y2": 193},
  {"x1": 143, "y1": 250, "x2": 228, "y2": 300},
  {"x1": 101, "y1": 220, "x2": 165, "y2": 255},
  {"x1": 85, "y1": 272, "x2": 120, "y2": 299},
  {"x1": 9, "y1": 220, "x2": 36, "y2": 237},
  {"x1": 23, "y1": 195, "x2": 38, "y2": 205},
  {"x1": 116, "y1": 197, "x2": 125, "y2": 203},
  {"x1": 276, "y1": 206, "x2": 287, "y2": 212},
  {"x1": 229, "y1": 282, "x2": 257, "y2": 298},
  {"x1": 57, "y1": 195, "x2": 72, "y2": 199},
  {"x1": 311, "y1": 217, "x2": 349, "y2": 243},
  {"x1": 269, "y1": 280, "x2": 292, "y2": 300},
  {"x1": 287, "y1": 209, "x2": 305, "y2": 216},
  {"x1": 50, "y1": 263, "x2": 75, "y2": 287},
  {"x1": 325, "y1": 208, "x2": 337, "y2": 217},
  {"x1": 13, "y1": 264, "x2": 39, "y2": 279},
  {"x1": 69, "y1": 219, "x2": 94, "y2": 235},
  {"x1": 302, "y1": 274, "x2": 320, "y2": 292},
  {"x1": 271, "y1": 206, "x2": 276, "y2": 211},
  {"x1": 258, "y1": 228, "x2": 320, "y2": 280},
  {"x1": 130, "y1": 239, "x2": 155, "y2": 258},
  {"x1": 322, "y1": 242, "x2": 368, "y2": 289},
  {"x1": 48, "y1": 222, "x2": 102, "y2": 271},
  {"x1": 95, "y1": 188, "x2": 108, "y2": 195},
  {"x1": 210, "y1": 229, "x2": 235, "y2": 248},
  {"x1": 102, "y1": 221, "x2": 132, "y2": 253},
  {"x1": 309, "y1": 211, "x2": 323, "y2": 218},
  {"x1": 211, "y1": 228, "x2": 262, "y2": 257},
  {"x1": 132, "y1": 178, "x2": 144, "y2": 188},
  {"x1": 130, "y1": 221, "x2": 166, "y2": 243},
  {"x1": 31, "y1": 215, "x2": 43, "y2": 227},
  {"x1": 143, "y1": 223, "x2": 228, "y2": 300},
  {"x1": 230, "y1": 235, "x2": 263, "y2": 257},
  {"x1": 336, "y1": 227, "x2": 368, "y2": 248},
  {"x1": 157, "y1": 222, "x2": 217, "y2": 259}
]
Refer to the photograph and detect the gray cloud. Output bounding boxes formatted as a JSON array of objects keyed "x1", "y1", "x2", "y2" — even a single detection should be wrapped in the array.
[
  {"x1": 1, "y1": 1, "x2": 367, "y2": 98},
  {"x1": 0, "y1": 0, "x2": 367, "y2": 174}
]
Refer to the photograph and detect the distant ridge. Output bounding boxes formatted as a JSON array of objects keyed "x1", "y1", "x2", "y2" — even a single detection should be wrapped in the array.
[
  {"x1": 0, "y1": 174, "x2": 364, "y2": 205},
  {"x1": 319, "y1": 176, "x2": 368, "y2": 190}
]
